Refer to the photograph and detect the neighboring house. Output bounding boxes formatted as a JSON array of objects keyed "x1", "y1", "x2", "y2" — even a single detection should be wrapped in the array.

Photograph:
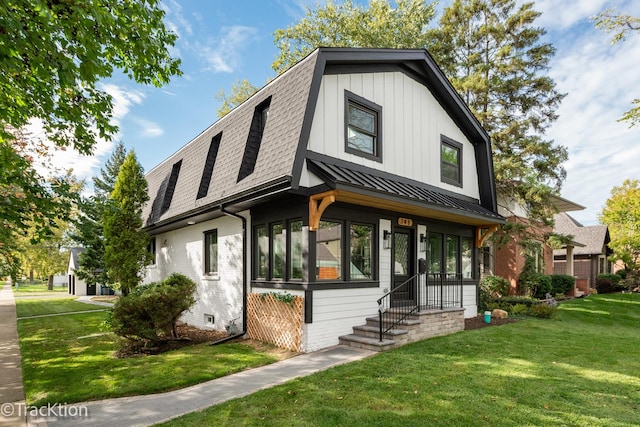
[
  {"x1": 67, "y1": 247, "x2": 96, "y2": 296},
  {"x1": 142, "y1": 48, "x2": 503, "y2": 352},
  {"x1": 482, "y1": 195, "x2": 584, "y2": 294},
  {"x1": 553, "y1": 212, "x2": 613, "y2": 294}
]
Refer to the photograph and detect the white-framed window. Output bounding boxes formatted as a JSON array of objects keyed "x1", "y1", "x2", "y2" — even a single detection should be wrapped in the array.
[{"x1": 204, "y1": 229, "x2": 218, "y2": 276}]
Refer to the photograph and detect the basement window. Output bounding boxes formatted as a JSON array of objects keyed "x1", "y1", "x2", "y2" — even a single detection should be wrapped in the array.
[
  {"x1": 237, "y1": 97, "x2": 271, "y2": 182},
  {"x1": 196, "y1": 132, "x2": 222, "y2": 199}
]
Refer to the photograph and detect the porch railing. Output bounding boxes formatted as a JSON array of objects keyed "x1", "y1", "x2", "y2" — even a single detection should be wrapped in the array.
[{"x1": 376, "y1": 273, "x2": 463, "y2": 342}]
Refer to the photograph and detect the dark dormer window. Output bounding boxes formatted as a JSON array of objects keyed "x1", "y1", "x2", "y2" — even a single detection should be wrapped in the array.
[
  {"x1": 237, "y1": 97, "x2": 272, "y2": 182},
  {"x1": 441, "y1": 136, "x2": 462, "y2": 187},
  {"x1": 161, "y1": 159, "x2": 182, "y2": 213},
  {"x1": 196, "y1": 132, "x2": 222, "y2": 199},
  {"x1": 344, "y1": 91, "x2": 382, "y2": 162}
]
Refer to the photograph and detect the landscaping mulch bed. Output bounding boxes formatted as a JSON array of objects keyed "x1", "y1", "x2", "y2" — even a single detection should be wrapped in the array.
[
  {"x1": 117, "y1": 324, "x2": 299, "y2": 360},
  {"x1": 464, "y1": 315, "x2": 518, "y2": 330}
]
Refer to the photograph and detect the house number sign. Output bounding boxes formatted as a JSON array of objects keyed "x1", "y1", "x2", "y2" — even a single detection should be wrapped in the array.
[{"x1": 398, "y1": 217, "x2": 413, "y2": 227}]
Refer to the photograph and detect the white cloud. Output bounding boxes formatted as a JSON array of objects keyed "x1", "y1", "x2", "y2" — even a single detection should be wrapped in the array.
[
  {"x1": 198, "y1": 25, "x2": 259, "y2": 73},
  {"x1": 161, "y1": 0, "x2": 193, "y2": 38},
  {"x1": 543, "y1": 9, "x2": 640, "y2": 225},
  {"x1": 27, "y1": 83, "x2": 146, "y2": 183},
  {"x1": 134, "y1": 118, "x2": 164, "y2": 138}
]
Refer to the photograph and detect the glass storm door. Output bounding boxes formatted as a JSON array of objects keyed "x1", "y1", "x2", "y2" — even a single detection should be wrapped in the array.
[{"x1": 392, "y1": 229, "x2": 415, "y2": 305}]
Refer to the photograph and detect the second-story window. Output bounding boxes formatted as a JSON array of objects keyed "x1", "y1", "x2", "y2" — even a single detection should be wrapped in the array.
[
  {"x1": 345, "y1": 91, "x2": 382, "y2": 162},
  {"x1": 441, "y1": 136, "x2": 463, "y2": 187}
]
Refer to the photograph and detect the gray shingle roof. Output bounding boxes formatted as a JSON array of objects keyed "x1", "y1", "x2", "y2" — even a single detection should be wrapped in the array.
[
  {"x1": 142, "y1": 51, "x2": 319, "y2": 228},
  {"x1": 553, "y1": 212, "x2": 610, "y2": 256},
  {"x1": 142, "y1": 48, "x2": 501, "y2": 230}
]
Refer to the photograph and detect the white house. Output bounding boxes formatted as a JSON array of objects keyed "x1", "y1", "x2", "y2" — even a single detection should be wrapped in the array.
[
  {"x1": 67, "y1": 247, "x2": 94, "y2": 296},
  {"x1": 142, "y1": 48, "x2": 503, "y2": 352}
]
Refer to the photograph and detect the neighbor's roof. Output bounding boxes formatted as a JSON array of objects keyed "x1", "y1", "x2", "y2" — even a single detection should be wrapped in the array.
[
  {"x1": 142, "y1": 47, "x2": 499, "y2": 232},
  {"x1": 553, "y1": 212, "x2": 611, "y2": 256}
]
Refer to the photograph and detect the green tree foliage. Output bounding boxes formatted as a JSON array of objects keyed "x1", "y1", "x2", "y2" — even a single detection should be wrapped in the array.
[
  {"x1": 599, "y1": 179, "x2": 640, "y2": 271},
  {"x1": 71, "y1": 142, "x2": 127, "y2": 287},
  {"x1": 594, "y1": 9, "x2": 640, "y2": 127},
  {"x1": 110, "y1": 273, "x2": 197, "y2": 346},
  {"x1": 430, "y1": 0, "x2": 567, "y2": 226},
  {"x1": 272, "y1": 0, "x2": 436, "y2": 74},
  {"x1": 103, "y1": 151, "x2": 150, "y2": 295},
  {"x1": 18, "y1": 219, "x2": 71, "y2": 286},
  {"x1": 215, "y1": 79, "x2": 259, "y2": 118},
  {"x1": 0, "y1": 0, "x2": 180, "y2": 265}
]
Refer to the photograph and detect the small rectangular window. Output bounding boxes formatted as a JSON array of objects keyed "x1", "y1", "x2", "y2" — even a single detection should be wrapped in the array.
[
  {"x1": 289, "y1": 220, "x2": 303, "y2": 280},
  {"x1": 271, "y1": 223, "x2": 285, "y2": 280},
  {"x1": 350, "y1": 224, "x2": 373, "y2": 280},
  {"x1": 446, "y1": 235, "x2": 459, "y2": 275},
  {"x1": 428, "y1": 233, "x2": 443, "y2": 274},
  {"x1": 441, "y1": 136, "x2": 462, "y2": 187},
  {"x1": 462, "y1": 237, "x2": 473, "y2": 279},
  {"x1": 256, "y1": 225, "x2": 268, "y2": 279},
  {"x1": 204, "y1": 230, "x2": 218, "y2": 275},
  {"x1": 147, "y1": 237, "x2": 156, "y2": 266},
  {"x1": 316, "y1": 220, "x2": 342, "y2": 280},
  {"x1": 345, "y1": 91, "x2": 382, "y2": 162}
]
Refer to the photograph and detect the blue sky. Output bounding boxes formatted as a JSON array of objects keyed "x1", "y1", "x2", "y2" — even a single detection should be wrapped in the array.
[{"x1": 40, "y1": 0, "x2": 640, "y2": 226}]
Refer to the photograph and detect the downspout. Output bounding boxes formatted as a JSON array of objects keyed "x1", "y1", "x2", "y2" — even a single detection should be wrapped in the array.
[{"x1": 210, "y1": 204, "x2": 248, "y2": 345}]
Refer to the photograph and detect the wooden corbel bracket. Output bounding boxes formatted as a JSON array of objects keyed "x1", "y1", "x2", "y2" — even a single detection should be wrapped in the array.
[
  {"x1": 309, "y1": 190, "x2": 337, "y2": 231},
  {"x1": 476, "y1": 225, "x2": 499, "y2": 248}
]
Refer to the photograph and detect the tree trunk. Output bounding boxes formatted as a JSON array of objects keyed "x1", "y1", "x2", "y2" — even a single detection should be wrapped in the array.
[{"x1": 48, "y1": 274, "x2": 54, "y2": 290}]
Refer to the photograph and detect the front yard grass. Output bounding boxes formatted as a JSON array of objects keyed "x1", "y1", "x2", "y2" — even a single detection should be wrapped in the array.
[
  {"x1": 16, "y1": 298, "x2": 282, "y2": 407},
  {"x1": 16, "y1": 297, "x2": 108, "y2": 317},
  {"x1": 13, "y1": 280, "x2": 68, "y2": 294},
  {"x1": 160, "y1": 293, "x2": 640, "y2": 427}
]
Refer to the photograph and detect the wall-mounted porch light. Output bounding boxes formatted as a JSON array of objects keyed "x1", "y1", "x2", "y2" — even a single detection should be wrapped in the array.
[
  {"x1": 383, "y1": 230, "x2": 391, "y2": 249},
  {"x1": 419, "y1": 233, "x2": 427, "y2": 252}
]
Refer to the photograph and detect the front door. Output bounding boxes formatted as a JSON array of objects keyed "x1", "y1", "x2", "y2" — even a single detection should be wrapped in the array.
[{"x1": 392, "y1": 228, "x2": 415, "y2": 305}]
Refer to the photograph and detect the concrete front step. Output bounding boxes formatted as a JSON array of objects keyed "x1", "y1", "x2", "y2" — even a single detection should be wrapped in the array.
[
  {"x1": 338, "y1": 333, "x2": 397, "y2": 351},
  {"x1": 365, "y1": 316, "x2": 421, "y2": 328},
  {"x1": 352, "y1": 324, "x2": 408, "y2": 340}
]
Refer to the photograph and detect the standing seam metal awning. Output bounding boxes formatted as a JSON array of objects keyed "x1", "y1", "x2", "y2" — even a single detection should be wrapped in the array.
[{"x1": 307, "y1": 158, "x2": 504, "y2": 227}]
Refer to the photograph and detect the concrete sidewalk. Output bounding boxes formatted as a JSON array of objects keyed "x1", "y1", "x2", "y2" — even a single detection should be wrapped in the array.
[
  {"x1": 0, "y1": 283, "x2": 27, "y2": 427},
  {"x1": 29, "y1": 345, "x2": 373, "y2": 426}
]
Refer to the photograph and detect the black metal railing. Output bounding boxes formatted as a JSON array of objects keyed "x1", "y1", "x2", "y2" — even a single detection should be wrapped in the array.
[{"x1": 376, "y1": 273, "x2": 463, "y2": 342}]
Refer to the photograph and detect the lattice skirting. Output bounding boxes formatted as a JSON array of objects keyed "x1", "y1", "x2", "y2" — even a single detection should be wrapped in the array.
[{"x1": 246, "y1": 293, "x2": 304, "y2": 352}]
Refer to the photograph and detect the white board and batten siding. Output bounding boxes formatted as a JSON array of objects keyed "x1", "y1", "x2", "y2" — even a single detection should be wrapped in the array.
[
  {"x1": 307, "y1": 72, "x2": 479, "y2": 199},
  {"x1": 144, "y1": 213, "x2": 248, "y2": 332}
]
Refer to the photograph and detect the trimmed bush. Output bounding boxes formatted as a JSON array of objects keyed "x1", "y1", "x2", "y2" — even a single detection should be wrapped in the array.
[
  {"x1": 550, "y1": 275, "x2": 575, "y2": 295},
  {"x1": 531, "y1": 274, "x2": 552, "y2": 299},
  {"x1": 528, "y1": 302, "x2": 557, "y2": 318},
  {"x1": 595, "y1": 277, "x2": 616, "y2": 294},
  {"x1": 598, "y1": 273, "x2": 621, "y2": 285},
  {"x1": 480, "y1": 275, "x2": 510, "y2": 297},
  {"x1": 110, "y1": 273, "x2": 197, "y2": 346}
]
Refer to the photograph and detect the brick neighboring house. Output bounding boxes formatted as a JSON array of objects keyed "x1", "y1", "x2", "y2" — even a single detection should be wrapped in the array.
[
  {"x1": 481, "y1": 195, "x2": 584, "y2": 294},
  {"x1": 553, "y1": 212, "x2": 613, "y2": 295}
]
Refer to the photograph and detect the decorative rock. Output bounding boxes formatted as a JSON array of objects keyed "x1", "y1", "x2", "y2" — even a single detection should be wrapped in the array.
[{"x1": 492, "y1": 309, "x2": 508, "y2": 319}]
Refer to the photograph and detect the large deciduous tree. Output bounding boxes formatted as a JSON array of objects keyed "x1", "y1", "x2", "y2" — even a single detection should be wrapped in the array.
[
  {"x1": 272, "y1": 0, "x2": 436, "y2": 74},
  {"x1": 594, "y1": 9, "x2": 640, "y2": 127},
  {"x1": 103, "y1": 151, "x2": 150, "y2": 295},
  {"x1": 599, "y1": 179, "x2": 640, "y2": 272},
  {"x1": 0, "y1": 0, "x2": 181, "y2": 261},
  {"x1": 71, "y1": 142, "x2": 127, "y2": 288},
  {"x1": 430, "y1": 0, "x2": 567, "y2": 227}
]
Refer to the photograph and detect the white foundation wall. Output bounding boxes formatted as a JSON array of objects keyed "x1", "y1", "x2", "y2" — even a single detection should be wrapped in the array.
[{"x1": 144, "y1": 213, "x2": 247, "y2": 332}]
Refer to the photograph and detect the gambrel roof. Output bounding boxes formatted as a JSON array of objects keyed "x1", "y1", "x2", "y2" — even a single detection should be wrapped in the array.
[{"x1": 143, "y1": 48, "x2": 500, "y2": 233}]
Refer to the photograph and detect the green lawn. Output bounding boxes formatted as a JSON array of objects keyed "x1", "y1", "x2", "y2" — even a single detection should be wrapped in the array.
[
  {"x1": 16, "y1": 299, "x2": 282, "y2": 407},
  {"x1": 160, "y1": 294, "x2": 640, "y2": 427},
  {"x1": 16, "y1": 298, "x2": 108, "y2": 318},
  {"x1": 13, "y1": 280, "x2": 68, "y2": 293}
]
